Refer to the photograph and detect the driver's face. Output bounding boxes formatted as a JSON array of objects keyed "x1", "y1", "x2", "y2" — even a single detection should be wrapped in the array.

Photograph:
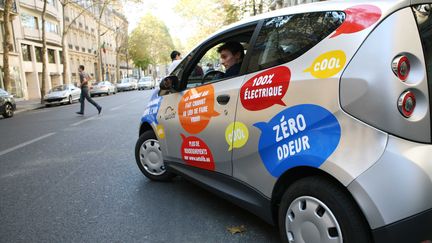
[{"x1": 220, "y1": 49, "x2": 240, "y2": 70}]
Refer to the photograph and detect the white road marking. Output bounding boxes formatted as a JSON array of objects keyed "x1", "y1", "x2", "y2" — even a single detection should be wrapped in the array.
[
  {"x1": 0, "y1": 132, "x2": 56, "y2": 157},
  {"x1": 110, "y1": 105, "x2": 125, "y2": 111},
  {"x1": 70, "y1": 117, "x2": 95, "y2": 127}
]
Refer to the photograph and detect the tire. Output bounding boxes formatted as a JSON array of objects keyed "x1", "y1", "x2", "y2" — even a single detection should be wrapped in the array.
[
  {"x1": 135, "y1": 130, "x2": 175, "y2": 181},
  {"x1": 2, "y1": 103, "x2": 14, "y2": 118},
  {"x1": 68, "y1": 95, "x2": 73, "y2": 104},
  {"x1": 278, "y1": 176, "x2": 372, "y2": 243}
]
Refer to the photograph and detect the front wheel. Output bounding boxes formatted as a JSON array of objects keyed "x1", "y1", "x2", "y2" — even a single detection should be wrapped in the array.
[
  {"x1": 135, "y1": 130, "x2": 175, "y2": 181},
  {"x1": 2, "y1": 103, "x2": 14, "y2": 118},
  {"x1": 278, "y1": 176, "x2": 372, "y2": 243}
]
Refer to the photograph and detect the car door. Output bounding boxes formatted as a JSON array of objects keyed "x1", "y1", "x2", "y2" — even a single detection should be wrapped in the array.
[{"x1": 157, "y1": 23, "x2": 259, "y2": 175}]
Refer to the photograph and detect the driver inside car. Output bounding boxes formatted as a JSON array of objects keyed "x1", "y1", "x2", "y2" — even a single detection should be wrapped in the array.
[{"x1": 216, "y1": 41, "x2": 244, "y2": 79}]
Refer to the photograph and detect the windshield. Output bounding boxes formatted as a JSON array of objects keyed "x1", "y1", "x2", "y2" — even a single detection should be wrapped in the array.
[
  {"x1": 52, "y1": 85, "x2": 67, "y2": 91},
  {"x1": 139, "y1": 77, "x2": 152, "y2": 83}
]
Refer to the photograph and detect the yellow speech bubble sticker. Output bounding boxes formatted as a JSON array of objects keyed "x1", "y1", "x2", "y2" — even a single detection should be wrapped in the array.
[
  {"x1": 304, "y1": 50, "x2": 347, "y2": 79},
  {"x1": 225, "y1": 122, "x2": 249, "y2": 151},
  {"x1": 156, "y1": 124, "x2": 165, "y2": 139}
]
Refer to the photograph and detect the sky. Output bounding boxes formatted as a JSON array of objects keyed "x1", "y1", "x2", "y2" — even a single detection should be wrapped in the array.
[{"x1": 123, "y1": 0, "x2": 192, "y2": 45}]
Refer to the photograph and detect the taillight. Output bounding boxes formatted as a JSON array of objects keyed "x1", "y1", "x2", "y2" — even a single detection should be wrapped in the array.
[
  {"x1": 392, "y1": 55, "x2": 410, "y2": 81},
  {"x1": 398, "y1": 90, "x2": 416, "y2": 118}
]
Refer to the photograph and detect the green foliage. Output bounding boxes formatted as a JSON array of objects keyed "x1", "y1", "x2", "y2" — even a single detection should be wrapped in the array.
[{"x1": 128, "y1": 14, "x2": 174, "y2": 69}]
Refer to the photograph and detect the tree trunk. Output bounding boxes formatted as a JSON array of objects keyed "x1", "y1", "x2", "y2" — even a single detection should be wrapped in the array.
[
  {"x1": 40, "y1": 0, "x2": 47, "y2": 103},
  {"x1": 61, "y1": 3, "x2": 70, "y2": 84},
  {"x1": 2, "y1": 0, "x2": 13, "y2": 92},
  {"x1": 115, "y1": 49, "x2": 120, "y2": 82}
]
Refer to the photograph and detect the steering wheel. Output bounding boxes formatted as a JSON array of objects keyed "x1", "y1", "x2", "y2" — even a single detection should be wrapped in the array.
[{"x1": 202, "y1": 70, "x2": 225, "y2": 84}]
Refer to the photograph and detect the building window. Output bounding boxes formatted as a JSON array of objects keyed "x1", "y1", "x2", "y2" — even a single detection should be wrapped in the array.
[
  {"x1": 88, "y1": 48, "x2": 91, "y2": 53},
  {"x1": 21, "y1": 13, "x2": 38, "y2": 29},
  {"x1": 35, "y1": 47, "x2": 43, "y2": 62},
  {"x1": 75, "y1": 46, "x2": 79, "y2": 51},
  {"x1": 68, "y1": 44, "x2": 73, "y2": 49},
  {"x1": 21, "y1": 44, "x2": 32, "y2": 61},
  {"x1": 41, "y1": 21, "x2": 59, "y2": 34},
  {"x1": 48, "y1": 49, "x2": 55, "y2": 63},
  {"x1": 43, "y1": 0, "x2": 56, "y2": 7},
  {"x1": 59, "y1": 51, "x2": 63, "y2": 64}
]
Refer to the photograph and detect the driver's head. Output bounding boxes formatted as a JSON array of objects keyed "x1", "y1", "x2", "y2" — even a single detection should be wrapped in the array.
[{"x1": 217, "y1": 42, "x2": 244, "y2": 70}]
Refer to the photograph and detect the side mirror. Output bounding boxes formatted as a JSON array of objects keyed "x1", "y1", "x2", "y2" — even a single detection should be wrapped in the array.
[{"x1": 159, "y1": 75, "x2": 179, "y2": 90}]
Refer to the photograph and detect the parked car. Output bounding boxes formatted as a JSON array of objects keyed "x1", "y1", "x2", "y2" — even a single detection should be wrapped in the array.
[
  {"x1": 129, "y1": 78, "x2": 138, "y2": 90},
  {"x1": 135, "y1": 1, "x2": 432, "y2": 243},
  {"x1": 44, "y1": 84, "x2": 81, "y2": 107},
  {"x1": 116, "y1": 78, "x2": 134, "y2": 92},
  {"x1": 90, "y1": 81, "x2": 116, "y2": 96},
  {"x1": 138, "y1": 76, "x2": 154, "y2": 90},
  {"x1": 0, "y1": 88, "x2": 16, "y2": 118}
]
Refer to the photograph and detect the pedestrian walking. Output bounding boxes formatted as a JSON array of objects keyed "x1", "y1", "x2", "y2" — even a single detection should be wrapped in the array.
[
  {"x1": 76, "y1": 65, "x2": 102, "y2": 115},
  {"x1": 168, "y1": 50, "x2": 182, "y2": 73}
]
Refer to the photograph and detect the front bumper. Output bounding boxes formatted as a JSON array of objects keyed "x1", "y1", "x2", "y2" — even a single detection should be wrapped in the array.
[
  {"x1": 372, "y1": 208, "x2": 432, "y2": 243},
  {"x1": 90, "y1": 89, "x2": 108, "y2": 95},
  {"x1": 44, "y1": 97, "x2": 68, "y2": 104}
]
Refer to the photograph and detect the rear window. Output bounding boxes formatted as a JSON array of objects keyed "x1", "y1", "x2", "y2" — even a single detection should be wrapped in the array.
[
  {"x1": 413, "y1": 4, "x2": 432, "y2": 85},
  {"x1": 248, "y1": 11, "x2": 345, "y2": 72}
]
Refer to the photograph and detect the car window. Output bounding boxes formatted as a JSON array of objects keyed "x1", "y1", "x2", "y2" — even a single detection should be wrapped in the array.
[
  {"x1": 52, "y1": 85, "x2": 67, "y2": 91},
  {"x1": 248, "y1": 11, "x2": 345, "y2": 72},
  {"x1": 182, "y1": 31, "x2": 255, "y2": 89}
]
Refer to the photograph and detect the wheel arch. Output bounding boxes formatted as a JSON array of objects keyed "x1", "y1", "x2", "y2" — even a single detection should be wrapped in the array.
[
  {"x1": 139, "y1": 121, "x2": 154, "y2": 136},
  {"x1": 270, "y1": 166, "x2": 370, "y2": 229}
]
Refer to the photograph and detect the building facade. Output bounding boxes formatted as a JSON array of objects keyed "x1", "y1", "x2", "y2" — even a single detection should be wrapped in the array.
[
  {"x1": 1, "y1": 0, "x2": 128, "y2": 100},
  {"x1": 64, "y1": 1, "x2": 128, "y2": 85},
  {"x1": 18, "y1": 0, "x2": 63, "y2": 99},
  {"x1": 0, "y1": 0, "x2": 25, "y2": 98}
]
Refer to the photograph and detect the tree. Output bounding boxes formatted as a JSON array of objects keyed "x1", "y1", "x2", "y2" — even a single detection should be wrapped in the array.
[
  {"x1": 114, "y1": 21, "x2": 128, "y2": 82},
  {"x1": 40, "y1": 0, "x2": 48, "y2": 103},
  {"x1": 128, "y1": 14, "x2": 174, "y2": 73},
  {"x1": 2, "y1": 0, "x2": 13, "y2": 92},
  {"x1": 174, "y1": 0, "x2": 241, "y2": 51},
  {"x1": 59, "y1": 0, "x2": 95, "y2": 84}
]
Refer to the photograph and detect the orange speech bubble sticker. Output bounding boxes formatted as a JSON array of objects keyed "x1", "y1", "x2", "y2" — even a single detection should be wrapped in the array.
[{"x1": 178, "y1": 85, "x2": 219, "y2": 134}]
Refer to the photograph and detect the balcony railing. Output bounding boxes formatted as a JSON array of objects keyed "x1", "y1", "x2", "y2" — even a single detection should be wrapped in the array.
[{"x1": 0, "y1": 0, "x2": 18, "y2": 13}]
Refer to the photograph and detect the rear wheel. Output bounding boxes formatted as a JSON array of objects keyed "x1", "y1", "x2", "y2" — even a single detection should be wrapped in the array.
[
  {"x1": 135, "y1": 130, "x2": 175, "y2": 181},
  {"x1": 278, "y1": 176, "x2": 372, "y2": 243},
  {"x1": 2, "y1": 103, "x2": 14, "y2": 118}
]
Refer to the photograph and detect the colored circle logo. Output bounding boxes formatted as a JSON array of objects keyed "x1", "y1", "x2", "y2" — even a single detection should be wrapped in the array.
[{"x1": 225, "y1": 122, "x2": 249, "y2": 151}]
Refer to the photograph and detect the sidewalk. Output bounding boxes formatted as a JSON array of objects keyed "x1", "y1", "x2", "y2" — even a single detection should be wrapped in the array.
[{"x1": 14, "y1": 98, "x2": 45, "y2": 114}]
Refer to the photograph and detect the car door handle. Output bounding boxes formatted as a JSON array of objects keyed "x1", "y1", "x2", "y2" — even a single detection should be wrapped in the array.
[{"x1": 217, "y1": 94, "x2": 230, "y2": 105}]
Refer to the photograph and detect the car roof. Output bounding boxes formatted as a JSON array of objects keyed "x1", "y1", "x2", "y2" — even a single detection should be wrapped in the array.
[{"x1": 196, "y1": 0, "x2": 414, "y2": 49}]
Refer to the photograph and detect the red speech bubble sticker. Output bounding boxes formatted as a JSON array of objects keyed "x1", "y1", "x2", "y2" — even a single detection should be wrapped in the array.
[
  {"x1": 240, "y1": 66, "x2": 291, "y2": 111},
  {"x1": 331, "y1": 4, "x2": 381, "y2": 38},
  {"x1": 180, "y1": 134, "x2": 215, "y2": 171},
  {"x1": 178, "y1": 85, "x2": 219, "y2": 134}
]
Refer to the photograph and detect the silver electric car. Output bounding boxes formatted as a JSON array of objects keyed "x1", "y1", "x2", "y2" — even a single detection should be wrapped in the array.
[{"x1": 135, "y1": 1, "x2": 432, "y2": 242}]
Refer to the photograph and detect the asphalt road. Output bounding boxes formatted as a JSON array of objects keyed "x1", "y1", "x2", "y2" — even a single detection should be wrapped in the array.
[{"x1": 0, "y1": 90, "x2": 280, "y2": 243}]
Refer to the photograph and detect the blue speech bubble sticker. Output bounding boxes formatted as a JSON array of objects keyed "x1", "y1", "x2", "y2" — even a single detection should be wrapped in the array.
[
  {"x1": 141, "y1": 89, "x2": 163, "y2": 125},
  {"x1": 254, "y1": 104, "x2": 341, "y2": 177}
]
